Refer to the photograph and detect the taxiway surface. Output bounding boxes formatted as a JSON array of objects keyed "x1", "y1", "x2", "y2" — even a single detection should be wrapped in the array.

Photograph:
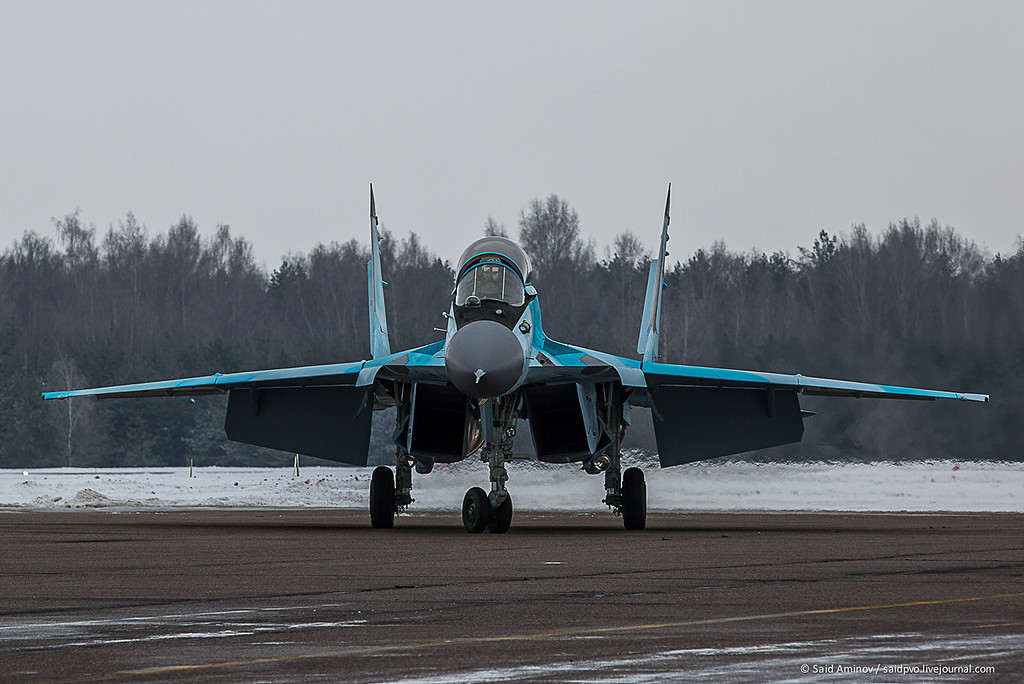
[{"x1": 2, "y1": 510, "x2": 1022, "y2": 682}]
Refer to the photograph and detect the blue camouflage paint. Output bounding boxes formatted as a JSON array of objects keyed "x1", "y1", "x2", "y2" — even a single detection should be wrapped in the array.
[
  {"x1": 641, "y1": 361, "x2": 988, "y2": 402},
  {"x1": 42, "y1": 361, "x2": 366, "y2": 400}
]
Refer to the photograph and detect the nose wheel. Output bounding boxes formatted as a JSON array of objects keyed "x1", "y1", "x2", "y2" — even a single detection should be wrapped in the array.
[
  {"x1": 462, "y1": 487, "x2": 489, "y2": 533},
  {"x1": 462, "y1": 487, "x2": 513, "y2": 533}
]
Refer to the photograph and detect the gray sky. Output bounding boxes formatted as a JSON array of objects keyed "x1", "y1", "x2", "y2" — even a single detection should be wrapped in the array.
[{"x1": 2, "y1": 0, "x2": 1022, "y2": 269}]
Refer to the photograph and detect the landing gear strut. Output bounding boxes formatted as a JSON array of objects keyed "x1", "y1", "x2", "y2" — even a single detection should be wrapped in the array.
[
  {"x1": 603, "y1": 463, "x2": 647, "y2": 530},
  {"x1": 601, "y1": 395, "x2": 646, "y2": 530},
  {"x1": 462, "y1": 397, "x2": 516, "y2": 533},
  {"x1": 369, "y1": 450, "x2": 415, "y2": 529},
  {"x1": 461, "y1": 441, "x2": 515, "y2": 533}
]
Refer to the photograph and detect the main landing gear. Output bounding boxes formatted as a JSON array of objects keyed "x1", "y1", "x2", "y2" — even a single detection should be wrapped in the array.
[
  {"x1": 369, "y1": 466, "x2": 395, "y2": 528},
  {"x1": 371, "y1": 391, "x2": 646, "y2": 532},
  {"x1": 600, "y1": 412, "x2": 647, "y2": 530},
  {"x1": 602, "y1": 465, "x2": 647, "y2": 531},
  {"x1": 369, "y1": 450, "x2": 415, "y2": 529}
]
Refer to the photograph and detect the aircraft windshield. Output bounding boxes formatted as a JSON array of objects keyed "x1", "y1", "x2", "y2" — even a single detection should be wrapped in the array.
[
  {"x1": 455, "y1": 261, "x2": 525, "y2": 307},
  {"x1": 456, "y1": 237, "x2": 532, "y2": 284}
]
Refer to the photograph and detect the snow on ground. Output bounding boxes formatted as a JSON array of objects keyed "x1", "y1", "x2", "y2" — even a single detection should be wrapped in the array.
[{"x1": 1, "y1": 459, "x2": 1021, "y2": 512}]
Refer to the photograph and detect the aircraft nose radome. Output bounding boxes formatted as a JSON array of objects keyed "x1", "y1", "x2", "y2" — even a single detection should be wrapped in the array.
[{"x1": 445, "y1": 320, "x2": 525, "y2": 399}]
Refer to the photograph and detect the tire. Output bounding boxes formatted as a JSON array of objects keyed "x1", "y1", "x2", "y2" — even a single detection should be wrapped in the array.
[
  {"x1": 621, "y1": 467, "x2": 647, "y2": 530},
  {"x1": 487, "y1": 493, "x2": 513, "y2": 534},
  {"x1": 462, "y1": 487, "x2": 490, "y2": 533},
  {"x1": 369, "y1": 466, "x2": 395, "y2": 529}
]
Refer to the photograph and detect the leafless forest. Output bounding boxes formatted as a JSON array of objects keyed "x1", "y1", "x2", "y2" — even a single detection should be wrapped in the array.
[{"x1": 2, "y1": 196, "x2": 1016, "y2": 467}]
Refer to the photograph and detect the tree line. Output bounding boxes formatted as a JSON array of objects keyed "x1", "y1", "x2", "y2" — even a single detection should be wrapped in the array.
[{"x1": 0, "y1": 197, "x2": 1017, "y2": 468}]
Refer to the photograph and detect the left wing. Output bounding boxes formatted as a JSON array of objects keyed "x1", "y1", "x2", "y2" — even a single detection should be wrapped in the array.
[
  {"x1": 624, "y1": 184, "x2": 988, "y2": 466},
  {"x1": 642, "y1": 361, "x2": 989, "y2": 403},
  {"x1": 641, "y1": 361, "x2": 987, "y2": 467},
  {"x1": 524, "y1": 333, "x2": 987, "y2": 468}
]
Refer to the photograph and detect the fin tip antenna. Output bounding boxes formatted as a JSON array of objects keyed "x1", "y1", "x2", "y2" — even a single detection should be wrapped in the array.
[{"x1": 370, "y1": 183, "x2": 377, "y2": 219}]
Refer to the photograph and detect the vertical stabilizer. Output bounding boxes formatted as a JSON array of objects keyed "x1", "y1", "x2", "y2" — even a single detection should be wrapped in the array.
[
  {"x1": 367, "y1": 184, "x2": 391, "y2": 359},
  {"x1": 637, "y1": 184, "x2": 671, "y2": 363}
]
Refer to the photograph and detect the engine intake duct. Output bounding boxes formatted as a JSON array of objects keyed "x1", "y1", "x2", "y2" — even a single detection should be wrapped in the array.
[
  {"x1": 523, "y1": 384, "x2": 594, "y2": 463},
  {"x1": 405, "y1": 383, "x2": 480, "y2": 463}
]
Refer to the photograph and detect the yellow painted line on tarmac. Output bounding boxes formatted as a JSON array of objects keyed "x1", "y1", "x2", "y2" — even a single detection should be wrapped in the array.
[{"x1": 51, "y1": 591, "x2": 1024, "y2": 683}]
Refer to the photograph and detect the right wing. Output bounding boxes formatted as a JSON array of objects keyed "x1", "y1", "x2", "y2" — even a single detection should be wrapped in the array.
[
  {"x1": 41, "y1": 337, "x2": 449, "y2": 466},
  {"x1": 42, "y1": 361, "x2": 373, "y2": 464},
  {"x1": 40, "y1": 361, "x2": 365, "y2": 400},
  {"x1": 42, "y1": 186, "x2": 421, "y2": 466}
]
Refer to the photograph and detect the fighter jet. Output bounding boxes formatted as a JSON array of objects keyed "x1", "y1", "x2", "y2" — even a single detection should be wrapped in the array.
[{"x1": 43, "y1": 186, "x2": 989, "y2": 532}]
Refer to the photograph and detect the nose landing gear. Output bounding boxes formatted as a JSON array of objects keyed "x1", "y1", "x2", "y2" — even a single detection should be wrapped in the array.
[
  {"x1": 462, "y1": 487, "x2": 490, "y2": 533},
  {"x1": 461, "y1": 396, "x2": 517, "y2": 533},
  {"x1": 461, "y1": 487, "x2": 514, "y2": 533},
  {"x1": 461, "y1": 440, "x2": 515, "y2": 533}
]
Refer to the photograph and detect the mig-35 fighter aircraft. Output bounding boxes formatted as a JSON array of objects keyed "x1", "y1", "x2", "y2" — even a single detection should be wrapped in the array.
[{"x1": 43, "y1": 186, "x2": 989, "y2": 532}]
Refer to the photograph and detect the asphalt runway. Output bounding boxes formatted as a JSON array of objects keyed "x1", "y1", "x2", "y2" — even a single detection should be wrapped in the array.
[{"x1": 1, "y1": 510, "x2": 1022, "y2": 683}]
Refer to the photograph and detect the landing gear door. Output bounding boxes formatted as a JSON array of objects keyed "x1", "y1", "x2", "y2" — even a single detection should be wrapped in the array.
[{"x1": 577, "y1": 382, "x2": 603, "y2": 455}]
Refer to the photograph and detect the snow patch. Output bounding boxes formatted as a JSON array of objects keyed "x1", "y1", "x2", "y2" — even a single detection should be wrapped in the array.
[{"x1": 1, "y1": 460, "x2": 1021, "y2": 512}]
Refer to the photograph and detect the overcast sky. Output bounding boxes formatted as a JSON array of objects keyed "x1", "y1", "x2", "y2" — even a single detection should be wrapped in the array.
[{"x1": 2, "y1": 1, "x2": 1022, "y2": 269}]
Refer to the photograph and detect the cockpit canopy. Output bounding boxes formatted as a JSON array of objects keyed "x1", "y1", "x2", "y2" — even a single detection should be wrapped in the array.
[{"x1": 454, "y1": 237, "x2": 532, "y2": 308}]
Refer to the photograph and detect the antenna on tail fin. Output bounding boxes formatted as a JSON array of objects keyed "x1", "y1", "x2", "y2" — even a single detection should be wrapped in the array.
[
  {"x1": 637, "y1": 184, "x2": 671, "y2": 363},
  {"x1": 367, "y1": 184, "x2": 391, "y2": 359}
]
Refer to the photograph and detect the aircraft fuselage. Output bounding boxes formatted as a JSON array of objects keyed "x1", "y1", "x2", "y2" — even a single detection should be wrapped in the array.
[{"x1": 444, "y1": 236, "x2": 537, "y2": 399}]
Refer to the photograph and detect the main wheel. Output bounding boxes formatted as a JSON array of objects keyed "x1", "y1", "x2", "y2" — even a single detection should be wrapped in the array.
[
  {"x1": 621, "y1": 467, "x2": 647, "y2": 530},
  {"x1": 487, "y1": 493, "x2": 513, "y2": 534},
  {"x1": 369, "y1": 466, "x2": 395, "y2": 529},
  {"x1": 462, "y1": 487, "x2": 490, "y2": 533}
]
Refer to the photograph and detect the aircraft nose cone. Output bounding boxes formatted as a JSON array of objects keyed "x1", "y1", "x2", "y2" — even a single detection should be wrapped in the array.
[{"x1": 445, "y1": 320, "x2": 525, "y2": 399}]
